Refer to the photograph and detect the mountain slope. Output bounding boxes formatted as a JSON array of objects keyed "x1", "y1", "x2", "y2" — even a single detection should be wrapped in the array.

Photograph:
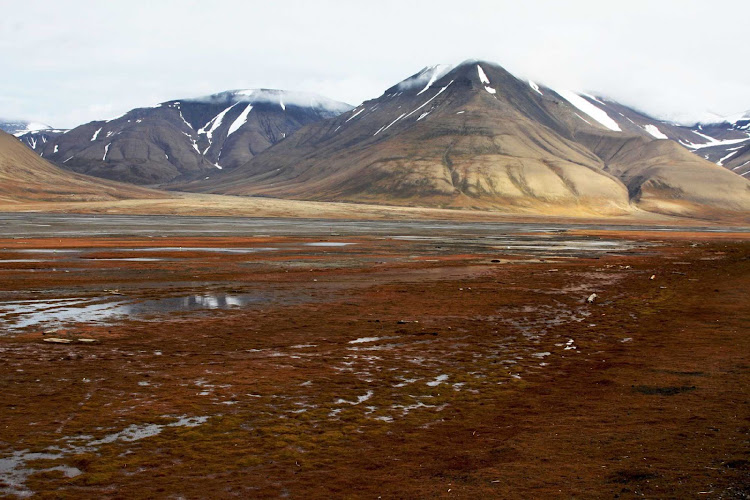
[
  {"x1": 179, "y1": 61, "x2": 750, "y2": 217},
  {"x1": 682, "y1": 112, "x2": 750, "y2": 176},
  {"x1": 0, "y1": 130, "x2": 158, "y2": 203},
  {"x1": 38, "y1": 90, "x2": 352, "y2": 185}
]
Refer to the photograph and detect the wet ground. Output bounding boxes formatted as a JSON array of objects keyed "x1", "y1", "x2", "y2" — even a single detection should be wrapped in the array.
[{"x1": 0, "y1": 215, "x2": 748, "y2": 498}]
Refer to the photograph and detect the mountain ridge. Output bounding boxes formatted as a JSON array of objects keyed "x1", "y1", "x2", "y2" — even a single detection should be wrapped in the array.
[
  {"x1": 176, "y1": 60, "x2": 750, "y2": 218},
  {"x1": 33, "y1": 89, "x2": 353, "y2": 185}
]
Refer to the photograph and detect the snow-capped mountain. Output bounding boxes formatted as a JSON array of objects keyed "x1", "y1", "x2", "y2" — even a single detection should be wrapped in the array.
[
  {"x1": 16, "y1": 129, "x2": 67, "y2": 155},
  {"x1": 538, "y1": 98, "x2": 750, "y2": 177},
  {"x1": 180, "y1": 60, "x2": 750, "y2": 218},
  {"x1": 38, "y1": 90, "x2": 352, "y2": 185},
  {"x1": 679, "y1": 112, "x2": 750, "y2": 176},
  {"x1": 0, "y1": 119, "x2": 54, "y2": 137},
  {"x1": 0, "y1": 119, "x2": 67, "y2": 158}
]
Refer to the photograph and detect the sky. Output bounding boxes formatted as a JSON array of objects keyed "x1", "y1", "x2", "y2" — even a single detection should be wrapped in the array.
[{"x1": 2, "y1": 0, "x2": 748, "y2": 128}]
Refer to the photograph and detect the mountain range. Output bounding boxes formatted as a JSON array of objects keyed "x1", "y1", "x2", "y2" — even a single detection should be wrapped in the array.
[
  {"x1": 5, "y1": 60, "x2": 750, "y2": 218},
  {"x1": 26, "y1": 90, "x2": 352, "y2": 185},
  {"x1": 177, "y1": 61, "x2": 750, "y2": 217}
]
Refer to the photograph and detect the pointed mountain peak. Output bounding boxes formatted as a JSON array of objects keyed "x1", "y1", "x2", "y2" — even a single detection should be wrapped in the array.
[{"x1": 386, "y1": 59, "x2": 522, "y2": 97}]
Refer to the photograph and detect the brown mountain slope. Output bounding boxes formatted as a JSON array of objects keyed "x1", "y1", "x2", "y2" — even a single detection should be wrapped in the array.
[
  {"x1": 178, "y1": 61, "x2": 750, "y2": 218},
  {"x1": 0, "y1": 131, "x2": 159, "y2": 203},
  {"x1": 577, "y1": 133, "x2": 750, "y2": 216},
  {"x1": 38, "y1": 90, "x2": 352, "y2": 185}
]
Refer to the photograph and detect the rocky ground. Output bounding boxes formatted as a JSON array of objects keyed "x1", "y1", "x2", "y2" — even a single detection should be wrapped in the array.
[{"x1": 0, "y1": 223, "x2": 747, "y2": 498}]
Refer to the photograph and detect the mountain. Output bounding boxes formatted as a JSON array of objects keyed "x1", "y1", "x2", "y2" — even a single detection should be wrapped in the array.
[
  {"x1": 17, "y1": 129, "x2": 67, "y2": 155},
  {"x1": 0, "y1": 130, "x2": 158, "y2": 203},
  {"x1": 680, "y1": 112, "x2": 750, "y2": 177},
  {"x1": 549, "y1": 101, "x2": 750, "y2": 178},
  {"x1": 0, "y1": 118, "x2": 68, "y2": 158},
  {"x1": 178, "y1": 60, "x2": 750, "y2": 218},
  {"x1": 37, "y1": 90, "x2": 353, "y2": 185},
  {"x1": 0, "y1": 119, "x2": 54, "y2": 136}
]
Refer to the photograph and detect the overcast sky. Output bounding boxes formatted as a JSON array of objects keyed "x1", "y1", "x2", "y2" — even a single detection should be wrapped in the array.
[{"x1": 2, "y1": 0, "x2": 748, "y2": 128}]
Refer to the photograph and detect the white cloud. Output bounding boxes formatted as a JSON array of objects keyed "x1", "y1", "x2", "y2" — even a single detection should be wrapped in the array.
[{"x1": 1, "y1": 0, "x2": 748, "y2": 127}]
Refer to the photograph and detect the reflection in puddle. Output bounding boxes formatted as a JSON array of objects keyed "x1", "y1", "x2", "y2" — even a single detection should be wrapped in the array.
[{"x1": 0, "y1": 294, "x2": 266, "y2": 332}]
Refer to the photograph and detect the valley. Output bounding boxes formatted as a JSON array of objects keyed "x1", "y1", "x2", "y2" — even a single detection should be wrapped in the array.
[{"x1": 0, "y1": 215, "x2": 747, "y2": 497}]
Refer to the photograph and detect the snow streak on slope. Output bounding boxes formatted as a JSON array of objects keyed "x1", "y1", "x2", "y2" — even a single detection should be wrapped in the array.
[
  {"x1": 227, "y1": 104, "x2": 253, "y2": 137},
  {"x1": 199, "y1": 103, "x2": 240, "y2": 146},
  {"x1": 680, "y1": 130, "x2": 750, "y2": 150},
  {"x1": 554, "y1": 90, "x2": 621, "y2": 131},
  {"x1": 717, "y1": 150, "x2": 740, "y2": 166},
  {"x1": 396, "y1": 64, "x2": 454, "y2": 94},
  {"x1": 416, "y1": 65, "x2": 452, "y2": 95},
  {"x1": 644, "y1": 124, "x2": 668, "y2": 139},
  {"x1": 476, "y1": 65, "x2": 496, "y2": 94},
  {"x1": 374, "y1": 81, "x2": 455, "y2": 136}
]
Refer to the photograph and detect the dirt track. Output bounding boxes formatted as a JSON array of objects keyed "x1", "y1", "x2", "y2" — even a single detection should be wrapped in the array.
[{"x1": 0, "y1": 219, "x2": 748, "y2": 498}]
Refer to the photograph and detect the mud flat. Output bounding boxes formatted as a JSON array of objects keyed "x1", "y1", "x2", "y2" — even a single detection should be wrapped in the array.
[{"x1": 0, "y1": 216, "x2": 748, "y2": 497}]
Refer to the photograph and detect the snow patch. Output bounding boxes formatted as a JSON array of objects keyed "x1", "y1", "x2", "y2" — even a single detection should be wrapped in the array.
[
  {"x1": 477, "y1": 65, "x2": 490, "y2": 84},
  {"x1": 375, "y1": 113, "x2": 407, "y2": 135},
  {"x1": 198, "y1": 103, "x2": 240, "y2": 141},
  {"x1": 426, "y1": 374, "x2": 449, "y2": 387},
  {"x1": 402, "y1": 80, "x2": 454, "y2": 121},
  {"x1": 477, "y1": 65, "x2": 496, "y2": 94},
  {"x1": 179, "y1": 111, "x2": 193, "y2": 130},
  {"x1": 643, "y1": 124, "x2": 668, "y2": 140},
  {"x1": 345, "y1": 108, "x2": 364, "y2": 122},
  {"x1": 227, "y1": 104, "x2": 253, "y2": 137},
  {"x1": 396, "y1": 64, "x2": 454, "y2": 93},
  {"x1": 349, "y1": 337, "x2": 382, "y2": 344},
  {"x1": 90, "y1": 127, "x2": 102, "y2": 141},
  {"x1": 529, "y1": 80, "x2": 543, "y2": 95},
  {"x1": 555, "y1": 90, "x2": 621, "y2": 131},
  {"x1": 680, "y1": 130, "x2": 750, "y2": 150},
  {"x1": 717, "y1": 150, "x2": 739, "y2": 166}
]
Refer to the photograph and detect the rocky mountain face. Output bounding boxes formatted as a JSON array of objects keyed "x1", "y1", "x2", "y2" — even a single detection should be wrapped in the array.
[
  {"x1": 36, "y1": 90, "x2": 352, "y2": 185},
  {"x1": 680, "y1": 112, "x2": 750, "y2": 177},
  {"x1": 0, "y1": 130, "x2": 157, "y2": 203},
  {"x1": 16, "y1": 129, "x2": 67, "y2": 155},
  {"x1": 179, "y1": 61, "x2": 750, "y2": 218},
  {"x1": 0, "y1": 119, "x2": 67, "y2": 157}
]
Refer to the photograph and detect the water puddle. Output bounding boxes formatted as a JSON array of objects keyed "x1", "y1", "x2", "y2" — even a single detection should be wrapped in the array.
[
  {"x1": 303, "y1": 242, "x2": 356, "y2": 247},
  {"x1": 8, "y1": 249, "x2": 81, "y2": 254},
  {"x1": 112, "y1": 247, "x2": 279, "y2": 253},
  {"x1": 0, "y1": 293, "x2": 269, "y2": 332},
  {"x1": 83, "y1": 258, "x2": 165, "y2": 262},
  {"x1": 0, "y1": 415, "x2": 208, "y2": 497}
]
